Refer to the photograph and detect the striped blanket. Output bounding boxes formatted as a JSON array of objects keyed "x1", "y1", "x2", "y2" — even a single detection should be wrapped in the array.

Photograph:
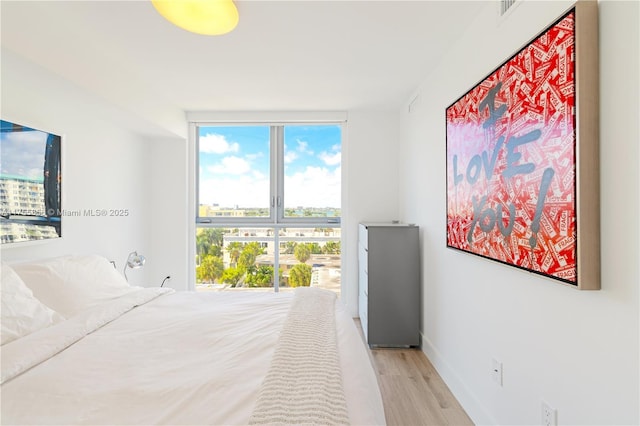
[{"x1": 248, "y1": 287, "x2": 350, "y2": 425}]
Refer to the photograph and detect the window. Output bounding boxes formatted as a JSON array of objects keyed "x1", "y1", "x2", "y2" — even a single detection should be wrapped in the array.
[
  {"x1": 194, "y1": 122, "x2": 342, "y2": 294},
  {"x1": 198, "y1": 125, "x2": 272, "y2": 220},
  {"x1": 281, "y1": 125, "x2": 342, "y2": 221}
]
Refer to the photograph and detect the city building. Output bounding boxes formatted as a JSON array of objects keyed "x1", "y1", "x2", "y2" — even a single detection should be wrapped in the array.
[{"x1": 0, "y1": 177, "x2": 58, "y2": 243}]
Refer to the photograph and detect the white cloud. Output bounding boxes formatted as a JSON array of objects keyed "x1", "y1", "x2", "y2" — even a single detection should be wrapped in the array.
[
  {"x1": 199, "y1": 175, "x2": 270, "y2": 208},
  {"x1": 319, "y1": 151, "x2": 341, "y2": 166},
  {"x1": 285, "y1": 166, "x2": 341, "y2": 208},
  {"x1": 252, "y1": 170, "x2": 266, "y2": 180},
  {"x1": 208, "y1": 156, "x2": 251, "y2": 175},
  {"x1": 0, "y1": 130, "x2": 48, "y2": 180},
  {"x1": 246, "y1": 152, "x2": 263, "y2": 160},
  {"x1": 284, "y1": 151, "x2": 298, "y2": 164},
  {"x1": 199, "y1": 133, "x2": 239, "y2": 154},
  {"x1": 200, "y1": 165, "x2": 341, "y2": 209},
  {"x1": 297, "y1": 140, "x2": 315, "y2": 155}
]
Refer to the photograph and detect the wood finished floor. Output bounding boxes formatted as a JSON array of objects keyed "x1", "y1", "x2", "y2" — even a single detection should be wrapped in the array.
[{"x1": 355, "y1": 320, "x2": 474, "y2": 426}]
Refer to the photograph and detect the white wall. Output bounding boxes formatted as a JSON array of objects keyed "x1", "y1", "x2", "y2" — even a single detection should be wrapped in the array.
[
  {"x1": 0, "y1": 49, "x2": 182, "y2": 288},
  {"x1": 146, "y1": 135, "x2": 189, "y2": 289},
  {"x1": 343, "y1": 110, "x2": 400, "y2": 315},
  {"x1": 398, "y1": 1, "x2": 639, "y2": 424}
]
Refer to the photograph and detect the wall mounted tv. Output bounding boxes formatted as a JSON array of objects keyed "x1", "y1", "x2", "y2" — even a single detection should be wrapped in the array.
[{"x1": 0, "y1": 120, "x2": 62, "y2": 244}]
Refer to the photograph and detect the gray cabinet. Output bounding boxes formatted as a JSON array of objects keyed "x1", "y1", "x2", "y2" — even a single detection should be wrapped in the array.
[{"x1": 358, "y1": 223, "x2": 420, "y2": 347}]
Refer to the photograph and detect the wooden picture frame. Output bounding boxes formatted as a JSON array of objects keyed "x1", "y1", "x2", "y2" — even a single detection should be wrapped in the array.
[{"x1": 445, "y1": 1, "x2": 599, "y2": 289}]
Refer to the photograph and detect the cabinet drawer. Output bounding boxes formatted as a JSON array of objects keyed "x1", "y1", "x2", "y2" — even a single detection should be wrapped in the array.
[
  {"x1": 358, "y1": 290, "x2": 368, "y2": 315},
  {"x1": 358, "y1": 243, "x2": 368, "y2": 274},
  {"x1": 358, "y1": 224, "x2": 368, "y2": 249},
  {"x1": 359, "y1": 292, "x2": 368, "y2": 340},
  {"x1": 358, "y1": 268, "x2": 368, "y2": 294},
  {"x1": 360, "y1": 310, "x2": 368, "y2": 340}
]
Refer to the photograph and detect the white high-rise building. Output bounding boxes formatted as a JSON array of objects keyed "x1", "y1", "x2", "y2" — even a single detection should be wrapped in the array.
[{"x1": 0, "y1": 177, "x2": 58, "y2": 243}]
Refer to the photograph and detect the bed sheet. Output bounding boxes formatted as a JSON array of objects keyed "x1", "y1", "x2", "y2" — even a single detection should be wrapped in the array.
[{"x1": 0, "y1": 290, "x2": 385, "y2": 425}]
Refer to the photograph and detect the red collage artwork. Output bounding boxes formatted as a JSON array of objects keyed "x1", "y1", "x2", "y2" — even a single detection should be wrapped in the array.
[{"x1": 446, "y1": 10, "x2": 577, "y2": 284}]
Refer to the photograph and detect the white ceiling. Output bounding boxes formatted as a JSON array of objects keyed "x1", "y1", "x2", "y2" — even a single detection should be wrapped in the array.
[{"x1": 1, "y1": 1, "x2": 485, "y2": 118}]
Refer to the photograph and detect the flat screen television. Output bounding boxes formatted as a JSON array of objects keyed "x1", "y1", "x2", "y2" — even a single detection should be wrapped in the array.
[{"x1": 0, "y1": 119, "x2": 62, "y2": 244}]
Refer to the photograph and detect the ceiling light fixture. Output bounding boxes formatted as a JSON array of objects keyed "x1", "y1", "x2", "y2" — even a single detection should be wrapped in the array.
[{"x1": 151, "y1": 0, "x2": 239, "y2": 36}]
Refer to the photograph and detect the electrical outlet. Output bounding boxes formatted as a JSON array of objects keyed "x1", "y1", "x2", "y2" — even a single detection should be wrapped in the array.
[
  {"x1": 491, "y1": 358, "x2": 503, "y2": 386},
  {"x1": 541, "y1": 400, "x2": 557, "y2": 426}
]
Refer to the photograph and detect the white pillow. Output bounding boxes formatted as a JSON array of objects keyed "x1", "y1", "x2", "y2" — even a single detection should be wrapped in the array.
[
  {"x1": 1, "y1": 264, "x2": 62, "y2": 345},
  {"x1": 11, "y1": 254, "x2": 138, "y2": 319}
]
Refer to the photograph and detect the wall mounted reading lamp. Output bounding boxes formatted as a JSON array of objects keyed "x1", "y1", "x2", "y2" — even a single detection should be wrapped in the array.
[{"x1": 124, "y1": 251, "x2": 146, "y2": 282}]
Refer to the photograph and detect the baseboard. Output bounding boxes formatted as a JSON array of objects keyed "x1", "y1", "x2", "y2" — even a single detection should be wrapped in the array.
[{"x1": 421, "y1": 332, "x2": 496, "y2": 425}]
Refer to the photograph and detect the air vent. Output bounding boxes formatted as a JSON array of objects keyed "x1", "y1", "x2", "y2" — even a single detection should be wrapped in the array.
[{"x1": 499, "y1": 0, "x2": 517, "y2": 16}]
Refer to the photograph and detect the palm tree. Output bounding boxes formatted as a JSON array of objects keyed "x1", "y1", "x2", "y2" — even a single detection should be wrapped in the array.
[
  {"x1": 196, "y1": 255, "x2": 224, "y2": 283},
  {"x1": 226, "y1": 242, "x2": 243, "y2": 267},
  {"x1": 246, "y1": 265, "x2": 274, "y2": 287},
  {"x1": 323, "y1": 240, "x2": 341, "y2": 254},
  {"x1": 307, "y1": 242, "x2": 322, "y2": 254},
  {"x1": 294, "y1": 244, "x2": 311, "y2": 264},
  {"x1": 289, "y1": 263, "x2": 312, "y2": 287},
  {"x1": 238, "y1": 242, "x2": 264, "y2": 270},
  {"x1": 221, "y1": 267, "x2": 243, "y2": 287},
  {"x1": 283, "y1": 241, "x2": 297, "y2": 254},
  {"x1": 196, "y1": 228, "x2": 225, "y2": 257}
]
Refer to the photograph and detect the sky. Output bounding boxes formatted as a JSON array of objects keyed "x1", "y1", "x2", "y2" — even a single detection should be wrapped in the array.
[
  {"x1": 198, "y1": 125, "x2": 341, "y2": 209},
  {"x1": 0, "y1": 123, "x2": 48, "y2": 181}
]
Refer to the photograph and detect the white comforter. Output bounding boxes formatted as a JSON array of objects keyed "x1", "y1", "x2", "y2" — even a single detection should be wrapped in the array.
[{"x1": 0, "y1": 289, "x2": 385, "y2": 425}]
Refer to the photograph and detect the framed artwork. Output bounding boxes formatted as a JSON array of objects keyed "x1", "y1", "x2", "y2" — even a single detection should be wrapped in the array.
[
  {"x1": 0, "y1": 120, "x2": 62, "y2": 244},
  {"x1": 445, "y1": 1, "x2": 599, "y2": 289}
]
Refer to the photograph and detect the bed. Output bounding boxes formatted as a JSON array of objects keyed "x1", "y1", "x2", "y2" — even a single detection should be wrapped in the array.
[{"x1": 1, "y1": 254, "x2": 385, "y2": 425}]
